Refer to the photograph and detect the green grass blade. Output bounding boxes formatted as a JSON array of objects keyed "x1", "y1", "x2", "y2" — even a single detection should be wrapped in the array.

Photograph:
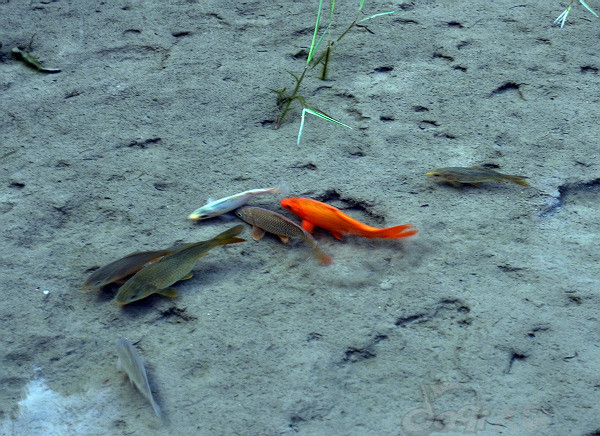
[
  {"x1": 554, "y1": 7, "x2": 571, "y2": 27},
  {"x1": 306, "y1": 107, "x2": 351, "y2": 128},
  {"x1": 359, "y1": 0, "x2": 365, "y2": 12},
  {"x1": 297, "y1": 109, "x2": 307, "y2": 145},
  {"x1": 310, "y1": 23, "x2": 332, "y2": 64},
  {"x1": 307, "y1": 0, "x2": 324, "y2": 65},
  {"x1": 579, "y1": 0, "x2": 599, "y2": 17},
  {"x1": 297, "y1": 107, "x2": 352, "y2": 145},
  {"x1": 359, "y1": 10, "x2": 398, "y2": 22}
]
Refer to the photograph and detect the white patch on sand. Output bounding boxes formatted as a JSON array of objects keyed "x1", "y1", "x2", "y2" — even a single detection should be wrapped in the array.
[{"x1": 1, "y1": 378, "x2": 116, "y2": 436}]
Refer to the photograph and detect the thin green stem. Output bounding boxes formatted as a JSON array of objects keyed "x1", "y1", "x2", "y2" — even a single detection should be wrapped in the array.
[{"x1": 276, "y1": 65, "x2": 309, "y2": 127}]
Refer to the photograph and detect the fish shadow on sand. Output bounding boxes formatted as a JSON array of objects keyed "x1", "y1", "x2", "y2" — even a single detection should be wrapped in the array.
[{"x1": 96, "y1": 283, "x2": 120, "y2": 303}]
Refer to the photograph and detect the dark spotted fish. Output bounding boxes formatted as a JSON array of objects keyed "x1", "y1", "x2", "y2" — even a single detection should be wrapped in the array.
[{"x1": 235, "y1": 206, "x2": 332, "y2": 265}]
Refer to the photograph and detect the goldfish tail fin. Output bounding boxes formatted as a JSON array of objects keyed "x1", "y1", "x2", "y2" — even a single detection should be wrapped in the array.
[
  {"x1": 313, "y1": 247, "x2": 333, "y2": 266},
  {"x1": 505, "y1": 175, "x2": 529, "y2": 186},
  {"x1": 369, "y1": 225, "x2": 418, "y2": 239}
]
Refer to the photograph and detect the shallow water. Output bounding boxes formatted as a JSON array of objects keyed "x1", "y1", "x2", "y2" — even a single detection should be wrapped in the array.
[{"x1": 1, "y1": 1, "x2": 599, "y2": 434}]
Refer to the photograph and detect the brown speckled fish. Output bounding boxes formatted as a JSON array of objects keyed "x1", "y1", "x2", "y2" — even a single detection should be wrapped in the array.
[
  {"x1": 426, "y1": 166, "x2": 529, "y2": 187},
  {"x1": 235, "y1": 206, "x2": 332, "y2": 265}
]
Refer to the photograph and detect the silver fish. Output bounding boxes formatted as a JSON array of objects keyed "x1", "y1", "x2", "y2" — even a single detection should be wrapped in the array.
[
  {"x1": 188, "y1": 183, "x2": 287, "y2": 220},
  {"x1": 116, "y1": 338, "x2": 161, "y2": 418}
]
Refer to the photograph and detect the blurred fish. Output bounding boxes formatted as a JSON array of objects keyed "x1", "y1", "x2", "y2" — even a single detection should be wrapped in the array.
[
  {"x1": 82, "y1": 249, "x2": 174, "y2": 290},
  {"x1": 281, "y1": 197, "x2": 418, "y2": 240},
  {"x1": 115, "y1": 225, "x2": 245, "y2": 305},
  {"x1": 426, "y1": 167, "x2": 529, "y2": 187},
  {"x1": 188, "y1": 183, "x2": 287, "y2": 220},
  {"x1": 116, "y1": 337, "x2": 161, "y2": 418},
  {"x1": 235, "y1": 206, "x2": 332, "y2": 265}
]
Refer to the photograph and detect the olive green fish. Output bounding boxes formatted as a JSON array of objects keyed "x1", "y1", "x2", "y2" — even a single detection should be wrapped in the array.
[
  {"x1": 116, "y1": 338, "x2": 161, "y2": 418},
  {"x1": 426, "y1": 166, "x2": 529, "y2": 187},
  {"x1": 82, "y1": 248, "x2": 175, "y2": 290},
  {"x1": 235, "y1": 206, "x2": 332, "y2": 266},
  {"x1": 115, "y1": 225, "x2": 245, "y2": 305}
]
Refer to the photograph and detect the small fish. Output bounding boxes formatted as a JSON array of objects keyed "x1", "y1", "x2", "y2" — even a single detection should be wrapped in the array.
[
  {"x1": 115, "y1": 225, "x2": 245, "y2": 305},
  {"x1": 235, "y1": 206, "x2": 332, "y2": 265},
  {"x1": 82, "y1": 248, "x2": 174, "y2": 290},
  {"x1": 11, "y1": 47, "x2": 61, "y2": 73},
  {"x1": 116, "y1": 338, "x2": 161, "y2": 418},
  {"x1": 188, "y1": 183, "x2": 287, "y2": 221},
  {"x1": 425, "y1": 166, "x2": 529, "y2": 187},
  {"x1": 280, "y1": 197, "x2": 418, "y2": 240}
]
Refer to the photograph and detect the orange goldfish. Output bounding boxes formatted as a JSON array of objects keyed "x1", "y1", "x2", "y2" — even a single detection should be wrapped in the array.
[{"x1": 280, "y1": 197, "x2": 418, "y2": 240}]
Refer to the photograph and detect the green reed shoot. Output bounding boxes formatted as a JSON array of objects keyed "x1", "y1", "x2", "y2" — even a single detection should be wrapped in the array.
[
  {"x1": 273, "y1": 0, "x2": 397, "y2": 144},
  {"x1": 554, "y1": 0, "x2": 598, "y2": 27}
]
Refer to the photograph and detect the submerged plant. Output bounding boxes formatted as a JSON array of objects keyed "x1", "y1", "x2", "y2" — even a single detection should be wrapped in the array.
[
  {"x1": 273, "y1": 0, "x2": 397, "y2": 144},
  {"x1": 554, "y1": 0, "x2": 598, "y2": 27}
]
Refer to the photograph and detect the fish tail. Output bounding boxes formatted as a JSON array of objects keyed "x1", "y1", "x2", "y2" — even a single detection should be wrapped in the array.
[
  {"x1": 302, "y1": 234, "x2": 332, "y2": 265},
  {"x1": 368, "y1": 225, "x2": 418, "y2": 239},
  {"x1": 212, "y1": 224, "x2": 246, "y2": 246},
  {"x1": 151, "y1": 400, "x2": 162, "y2": 419},
  {"x1": 272, "y1": 181, "x2": 289, "y2": 195},
  {"x1": 504, "y1": 175, "x2": 529, "y2": 186},
  {"x1": 312, "y1": 246, "x2": 333, "y2": 266}
]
